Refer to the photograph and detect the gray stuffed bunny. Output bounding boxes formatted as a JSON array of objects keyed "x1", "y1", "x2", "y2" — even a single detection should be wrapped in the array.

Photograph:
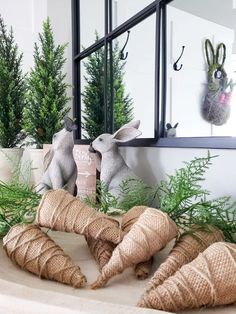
[{"x1": 38, "y1": 117, "x2": 78, "y2": 195}]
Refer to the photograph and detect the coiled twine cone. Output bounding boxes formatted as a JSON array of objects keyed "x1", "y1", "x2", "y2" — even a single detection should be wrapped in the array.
[
  {"x1": 3, "y1": 224, "x2": 87, "y2": 288},
  {"x1": 121, "y1": 206, "x2": 148, "y2": 232},
  {"x1": 121, "y1": 206, "x2": 153, "y2": 280},
  {"x1": 138, "y1": 242, "x2": 236, "y2": 312},
  {"x1": 144, "y1": 225, "x2": 224, "y2": 292},
  {"x1": 91, "y1": 208, "x2": 178, "y2": 289},
  {"x1": 86, "y1": 236, "x2": 116, "y2": 271},
  {"x1": 35, "y1": 189, "x2": 124, "y2": 244}
]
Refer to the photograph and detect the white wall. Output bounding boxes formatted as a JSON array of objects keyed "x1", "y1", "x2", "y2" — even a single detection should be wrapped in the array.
[{"x1": 120, "y1": 147, "x2": 236, "y2": 201}]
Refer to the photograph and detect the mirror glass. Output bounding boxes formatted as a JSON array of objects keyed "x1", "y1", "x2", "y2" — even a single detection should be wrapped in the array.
[
  {"x1": 112, "y1": 0, "x2": 154, "y2": 29},
  {"x1": 80, "y1": 0, "x2": 104, "y2": 50},
  {"x1": 166, "y1": 0, "x2": 236, "y2": 138},
  {"x1": 80, "y1": 47, "x2": 105, "y2": 139},
  {"x1": 111, "y1": 13, "x2": 156, "y2": 138}
]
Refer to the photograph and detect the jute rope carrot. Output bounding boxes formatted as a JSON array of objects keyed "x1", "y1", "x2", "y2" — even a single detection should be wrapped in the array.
[
  {"x1": 35, "y1": 189, "x2": 124, "y2": 244},
  {"x1": 121, "y1": 206, "x2": 153, "y2": 280},
  {"x1": 85, "y1": 236, "x2": 116, "y2": 271},
  {"x1": 90, "y1": 208, "x2": 178, "y2": 289},
  {"x1": 143, "y1": 225, "x2": 224, "y2": 292},
  {"x1": 86, "y1": 206, "x2": 148, "y2": 272},
  {"x1": 3, "y1": 224, "x2": 87, "y2": 288},
  {"x1": 138, "y1": 242, "x2": 236, "y2": 312}
]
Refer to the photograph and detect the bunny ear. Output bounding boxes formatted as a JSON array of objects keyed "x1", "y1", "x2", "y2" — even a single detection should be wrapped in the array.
[
  {"x1": 120, "y1": 120, "x2": 140, "y2": 130},
  {"x1": 174, "y1": 123, "x2": 179, "y2": 128},
  {"x1": 205, "y1": 39, "x2": 215, "y2": 67},
  {"x1": 43, "y1": 149, "x2": 54, "y2": 171},
  {"x1": 166, "y1": 123, "x2": 172, "y2": 130},
  {"x1": 112, "y1": 127, "x2": 142, "y2": 143}
]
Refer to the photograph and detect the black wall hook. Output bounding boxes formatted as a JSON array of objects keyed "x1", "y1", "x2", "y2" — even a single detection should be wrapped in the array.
[
  {"x1": 173, "y1": 45, "x2": 185, "y2": 71},
  {"x1": 120, "y1": 30, "x2": 130, "y2": 60}
]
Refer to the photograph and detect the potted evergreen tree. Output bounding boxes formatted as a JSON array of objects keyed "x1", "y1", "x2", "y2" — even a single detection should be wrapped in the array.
[
  {"x1": 0, "y1": 16, "x2": 26, "y2": 182},
  {"x1": 22, "y1": 18, "x2": 70, "y2": 187},
  {"x1": 82, "y1": 35, "x2": 134, "y2": 139}
]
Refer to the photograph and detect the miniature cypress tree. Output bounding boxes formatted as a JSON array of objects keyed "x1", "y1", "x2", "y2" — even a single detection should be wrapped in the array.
[
  {"x1": 0, "y1": 15, "x2": 26, "y2": 148},
  {"x1": 23, "y1": 18, "x2": 70, "y2": 148},
  {"x1": 82, "y1": 36, "x2": 134, "y2": 139}
]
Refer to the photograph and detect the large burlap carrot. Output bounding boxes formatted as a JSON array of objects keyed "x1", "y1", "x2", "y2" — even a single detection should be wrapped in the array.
[
  {"x1": 138, "y1": 242, "x2": 236, "y2": 312},
  {"x1": 3, "y1": 224, "x2": 87, "y2": 288},
  {"x1": 144, "y1": 225, "x2": 224, "y2": 292},
  {"x1": 121, "y1": 206, "x2": 154, "y2": 280},
  {"x1": 85, "y1": 236, "x2": 116, "y2": 271},
  {"x1": 35, "y1": 189, "x2": 124, "y2": 244},
  {"x1": 86, "y1": 206, "x2": 148, "y2": 272},
  {"x1": 90, "y1": 207, "x2": 178, "y2": 289}
]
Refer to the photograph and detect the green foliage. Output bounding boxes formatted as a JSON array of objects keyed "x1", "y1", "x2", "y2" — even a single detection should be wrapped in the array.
[
  {"x1": 158, "y1": 152, "x2": 215, "y2": 221},
  {"x1": 189, "y1": 196, "x2": 236, "y2": 243},
  {"x1": 84, "y1": 178, "x2": 157, "y2": 214},
  {"x1": 23, "y1": 18, "x2": 70, "y2": 148},
  {"x1": 0, "y1": 160, "x2": 41, "y2": 239},
  {"x1": 0, "y1": 15, "x2": 26, "y2": 148},
  {"x1": 118, "y1": 178, "x2": 158, "y2": 211},
  {"x1": 82, "y1": 34, "x2": 134, "y2": 139},
  {"x1": 84, "y1": 180, "x2": 119, "y2": 215},
  {"x1": 156, "y1": 152, "x2": 236, "y2": 241}
]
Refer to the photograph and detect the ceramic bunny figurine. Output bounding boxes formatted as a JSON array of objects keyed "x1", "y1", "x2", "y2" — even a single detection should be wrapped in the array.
[
  {"x1": 89, "y1": 120, "x2": 141, "y2": 198},
  {"x1": 38, "y1": 117, "x2": 78, "y2": 195},
  {"x1": 165, "y1": 123, "x2": 179, "y2": 138}
]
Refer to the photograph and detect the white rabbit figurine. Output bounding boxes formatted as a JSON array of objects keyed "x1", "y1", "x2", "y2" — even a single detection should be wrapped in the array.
[
  {"x1": 38, "y1": 117, "x2": 78, "y2": 195},
  {"x1": 89, "y1": 120, "x2": 142, "y2": 198}
]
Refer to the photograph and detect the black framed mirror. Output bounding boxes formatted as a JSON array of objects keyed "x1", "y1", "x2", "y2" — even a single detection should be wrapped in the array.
[
  {"x1": 159, "y1": 0, "x2": 236, "y2": 149},
  {"x1": 72, "y1": 0, "x2": 161, "y2": 145}
]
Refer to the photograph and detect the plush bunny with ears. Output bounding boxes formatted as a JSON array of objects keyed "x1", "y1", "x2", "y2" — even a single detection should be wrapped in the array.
[{"x1": 89, "y1": 120, "x2": 142, "y2": 198}]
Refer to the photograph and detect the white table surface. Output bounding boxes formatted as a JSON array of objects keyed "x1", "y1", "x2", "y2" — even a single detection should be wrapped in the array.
[{"x1": 0, "y1": 230, "x2": 235, "y2": 314}]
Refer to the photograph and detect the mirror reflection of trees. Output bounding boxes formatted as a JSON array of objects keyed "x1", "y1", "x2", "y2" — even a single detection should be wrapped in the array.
[{"x1": 81, "y1": 35, "x2": 133, "y2": 139}]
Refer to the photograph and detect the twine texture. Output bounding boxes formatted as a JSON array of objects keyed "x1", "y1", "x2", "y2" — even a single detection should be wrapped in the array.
[
  {"x1": 3, "y1": 224, "x2": 87, "y2": 288},
  {"x1": 35, "y1": 189, "x2": 124, "y2": 244},
  {"x1": 144, "y1": 225, "x2": 224, "y2": 292},
  {"x1": 138, "y1": 242, "x2": 236, "y2": 312},
  {"x1": 121, "y1": 206, "x2": 153, "y2": 280},
  {"x1": 86, "y1": 236, "x2": 116, "y2": 271},
  {"x1": 91, "y1": 207, "x2": 178, "y2": 289}
]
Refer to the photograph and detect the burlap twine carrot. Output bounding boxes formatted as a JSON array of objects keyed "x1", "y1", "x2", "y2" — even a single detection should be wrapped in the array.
[
  {"x1": 86, "y1": 206, "x2": 148, "y2": 272},
  {"x1": 90, "y1": 207, "x2": 178, "y2": 289},
  {"x1": 3, "y1": 224, "x2": 87, "y2": 288},
  {"x1": 144, "y1": 225, "x2": 224, "y2": 292},
  {"x1": 121, "y1": 206, "x2": 154, "y2": 280},
  {"x1": 35, "y1": 189, "x2": 124, "y2": 244},
  {"x1": 85, "y1": 236, "x2": 116, "y2": 271},
  {"x1": 138, "y1": 242, "x2": 236, "y2": 312}
]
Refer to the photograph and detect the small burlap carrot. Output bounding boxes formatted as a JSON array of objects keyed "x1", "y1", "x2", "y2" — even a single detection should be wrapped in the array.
[
  {"x1": 138, "y1": 242, "x2": 236, "y2": 312},
  {"x1": 144, "y1": 225, "x2": 224, "y2": 292},
  {"x1": 3, "y1": 224, "x2": 87, "y2": 288},
  {"x1": 121, "y1": 206, "x2": 153, "y2": 280},
  {"x1": 85, "y1": 236, "x2": 116, "y2": 271},
  {"x1": 35, "y1": 189, "x2": 124, "y2": 244},
  {"x1": 90, "y1": 207, "x2": 178, "y2": 289}
]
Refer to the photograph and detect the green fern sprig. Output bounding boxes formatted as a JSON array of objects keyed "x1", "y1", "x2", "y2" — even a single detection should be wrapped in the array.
[
  {"x1": 158, "y1": 152, "x2": 217, "y2": 223},
  {"x1": 84, "y1": 180, "x2": 119, "y2": 214},
  {"x1": 118, "y1": 178, "x2": 157, "y2": 210},
  {"x1": 0, "y1": 181, "x2": 41, "y2": 238}
]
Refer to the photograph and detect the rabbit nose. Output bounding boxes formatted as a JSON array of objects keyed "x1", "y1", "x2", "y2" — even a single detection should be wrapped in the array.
[{"x1": 89, "y1": 143, "x2": 96, "y2": 153}]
